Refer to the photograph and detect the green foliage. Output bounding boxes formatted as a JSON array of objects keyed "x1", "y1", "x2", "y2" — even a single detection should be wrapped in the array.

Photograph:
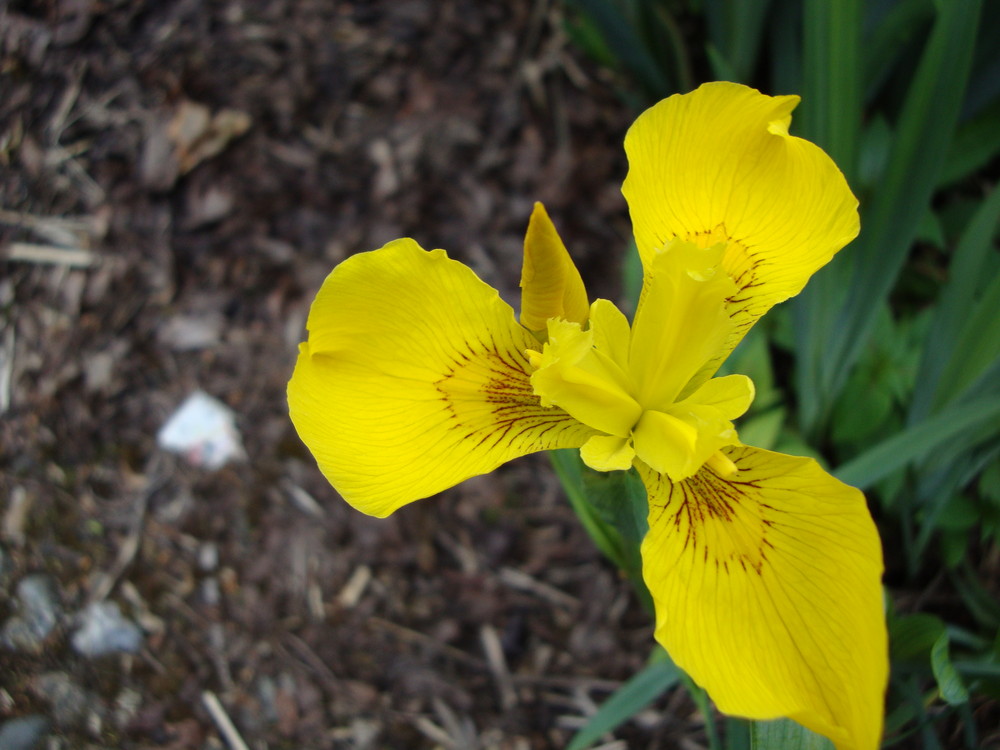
[
  {"x1": 750, "y1": 719, "x2": 834, "y2": 750},
  {"x1": 557, "y1": 0, "x2": 1000, "y2": 746},
  {"x1": 567, "y1": 648, "x2": 681, "y2": 749},
  {"x1": 548, "y1": 449, "x2": 652, "y2": 613}
]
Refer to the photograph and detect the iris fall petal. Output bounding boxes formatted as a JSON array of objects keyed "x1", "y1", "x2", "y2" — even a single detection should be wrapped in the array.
[
  {"x1": 638, "y1": 447, "x2": 887, "y2": 750},
  {"x1": 287, "y1": 238, "x2": 595, "y2": 517}
]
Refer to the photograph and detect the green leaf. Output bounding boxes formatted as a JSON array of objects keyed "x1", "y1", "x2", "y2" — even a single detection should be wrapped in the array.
[
  {"x1": 738, "y1": 407, "x2": 786, "y2": 452},
  {"x1": 549, "y1": 449, "x2": 630, "y2": 570},
  {"x1": 563, "y1": 13, "x2": 618, "y2": 70},
  {"x1": 889, "y1": 676, "x2": 947, "y2": 749},
  {"x1": 646, "y1": 4, "x2": 694, "y2": 95},
  {"x1": 726, "y1": 718, "x2": 752, "y2": 750},
  {"x1": 721, "y1": 327, "x2": 780, "y2": 411},
  {"x1": 940, "y1": 98, "x2": 1000, "y2": 186},
  {"x1": 682, "y1": 675, "x2": 724, "y2": 750},
  {"x1": 834, "y1": 396, "x2": 1000, "y2": 489},
  {"x1": 706, "y1": 43, "x2": 739, "y2": 83},
  {"x1": 952, "y1": 659, "x2": 1000, "y2": 679},
  {"x1": 890, "y1": 613, "x2": 946, "y2": 662},
  {"x1": 582, "y1": 464, "x2": 649, "y2": 547},
  {"x1": 829, "y1": 334, "x2": 898, "y2": 446},
  {"x1": 911, "y1": 183, "x2": 1000, "y2": 421},
  {"x1": 912, "y1": 442, "x2": 1000, "y2": 563},
  {"x1": 930, "y1": 631, "x2": 970, "y2": 705},
  {"x1": 801, "y1": 0, "x2": 862, "y2": 185},
  {"x1": 857, "y1": 115, "x2": 893, "y2": 189},
  {"x1": 768, "y1": 0, "x2": 803, "y2": 95},
  {"x1": 702, "y1": 0, "x2": 773, "y2": 83},
  {"x1": 951, "y1": 562, "x2": 1000, "y2": 630},
  {"x1": 549, "y1": 450, "x2": 652, "y2": 612},
  {"x1": 930, "y1": 270, "x2": 1000, "y2": 409},
  {"x1": 563, "y1": 0, "x2": 674, "y2": 98},
  {"x1": 977, "y1": 457, "x2": 1000, "y2": 503},
  {"x1": 567, "y1": 650, "x2": 681, "y2": 750},
  {"x1": 917, "y1": 207, "x2": 946, "y2": 249},
  {"x1": 750, "y1": 718, "x2": 834, "y2": 750},
  {"x1": 772, "y1": 428, "x2": 825, "y2": 464},
  {"x1": 936, "y1": 494, "x2": 982, "y2": 532},
  {"x1": 862, "y1": 0, "x2": 935, "y2": 104},
  {"x1": 822, "y1": 0, "x2": 982, "y2": 413},
  {"x1": 940, "y1": 528, "x2": 970, "y2": 568},
  {"x1": 622, "y1": 239, "x2": 643, "y2": 316},
  {"x1": 789, "y1": 0, "x2": 862, "y2": 433}
]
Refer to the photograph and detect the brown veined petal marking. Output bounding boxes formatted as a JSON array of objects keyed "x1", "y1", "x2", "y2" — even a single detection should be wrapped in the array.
[
  {"x1": 637, "y1": 446, "x2": 887, "y2": 750},
  {"x1": 287, "y1": 238, "x2": 597, "y2": 518}
]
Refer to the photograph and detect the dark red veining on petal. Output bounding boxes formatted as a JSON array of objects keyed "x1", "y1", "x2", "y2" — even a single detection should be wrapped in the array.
[
  {"x1": 433, "y1": 334, "x2": 589, "y2": 455},
  {"x1": 647, "y1": 452, "x2": 775, "y2": 576}
]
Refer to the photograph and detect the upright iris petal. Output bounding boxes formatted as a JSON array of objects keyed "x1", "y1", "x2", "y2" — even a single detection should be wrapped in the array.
[
  {"x1": 628, "y1": 240, "x2": 735, "y2": 407},
  {"x1": 623, "y1": 81, "x2": 860, "y2": 380},
  {"x1": 520, "y1": 202, "x2": 590, "y2": 334},
  {"x1": 288, "y1": 82, "x2": 886, "y2": 750}
]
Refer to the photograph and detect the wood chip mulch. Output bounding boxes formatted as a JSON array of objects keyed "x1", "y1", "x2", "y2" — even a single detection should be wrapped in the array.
[{"x1": 1, "y1": 1, "x2": 708, "y2": 747}]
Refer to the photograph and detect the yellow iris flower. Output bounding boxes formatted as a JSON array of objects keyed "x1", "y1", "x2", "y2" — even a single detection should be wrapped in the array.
[{"x1": 288, "y1": 82, "x2": 888, "y2": 750}]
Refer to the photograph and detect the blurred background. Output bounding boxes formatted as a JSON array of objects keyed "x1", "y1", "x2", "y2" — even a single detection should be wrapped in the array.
[
  {"x1": 1, "y1": 1, "x2": 999, "y2": 748},
  {"x1": 0, "y1": 2, "x2": 654, "y2": 749}
]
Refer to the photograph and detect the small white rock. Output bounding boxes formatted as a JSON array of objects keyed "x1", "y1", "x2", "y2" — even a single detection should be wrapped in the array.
[
  {"x1": 71, "y1": 601, "x2": 142, "y2": 657},
  {"x1": 157, "y1": 390, "x2": 246, "y2": 469}
]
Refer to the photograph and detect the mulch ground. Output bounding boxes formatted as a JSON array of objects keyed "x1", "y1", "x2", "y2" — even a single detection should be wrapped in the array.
[{"x1": 0, "y1": 1, "x2": 709, "y2": 747}]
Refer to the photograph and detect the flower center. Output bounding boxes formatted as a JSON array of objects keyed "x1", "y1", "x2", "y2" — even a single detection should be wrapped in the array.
[{"x1": 526, "y1": 239, "x2": 754, "y2": 480}]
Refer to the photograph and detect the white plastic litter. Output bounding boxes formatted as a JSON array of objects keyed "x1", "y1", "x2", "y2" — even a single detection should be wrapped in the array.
[{"x1": 157, "y1": 390, "x2": 246, "y2": 469}]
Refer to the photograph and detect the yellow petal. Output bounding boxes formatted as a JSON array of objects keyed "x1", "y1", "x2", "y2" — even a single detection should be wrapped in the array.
[
  {"x1": 628, "y1": 239, "x2": 737, "y2": 407},
  {"x1": 530, "y1": 317, "x2": 642, "y2": 438},
  {"x1": 287, "y1": 238, "x2": 596, "y2": 517},
  {"x1": 520, "y1": 202, "x2": 589, "y2": 333},
  {"x1": 679, "y1": 374, "x2": 755, "y2": 421},
  {"x1": 633, "y1": 374, "x2": 753, "y2": 482},
  {"x1": 639, "y1": 447, "x2": 887, "y2": 750},
  {"x1": 580, "y1": 434, "x2": 635, "y2": 472},
  {"x1": 622, "y1": 81, "x2": 859, "y2": 365},
  {"x1": 589, "y1": 298, "x2": 632, "y2": 373},
  {"x1": 632, "y1": 409, "x2": 700, "y2": 479},
  {"x1": 631, "y1": 374, "x2": 750, "y2": 482}
]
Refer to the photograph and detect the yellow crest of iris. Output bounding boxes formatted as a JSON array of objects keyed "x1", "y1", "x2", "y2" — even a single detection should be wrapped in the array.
[{"x1": 287, "y1": 82, "x2": 887, "y2": 750}]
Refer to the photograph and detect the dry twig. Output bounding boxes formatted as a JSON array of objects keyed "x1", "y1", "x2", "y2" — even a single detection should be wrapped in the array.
[
  {"x1": 5, "y1": 241, "x2": 97, "y2": 267},
  {"x1": 499, "y1": 565, "x2": 580, "y2": 610},
  {"x1": 201, "y1": 690, "x2": 255, "y2": 750},
  {"x1": 480, "y1": 623, "x2": 518, "y2": 710}
]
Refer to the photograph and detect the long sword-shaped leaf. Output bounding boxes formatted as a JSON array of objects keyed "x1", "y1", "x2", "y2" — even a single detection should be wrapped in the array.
[
  {"x1": 862, "y1": 0, "x2": 935, "y2": 104},
  {"x1": 768, "y1": 0, "x2": 803, "y2": 95},
  {"x1": 800, "y1": 0, "x2": 862, "y2": 185},
  {"x1": 932, "y1": 271, "x2": 1000, "y2": 408},
  {"x1": 835, "y1": 396, "x2": 1000, "y2": 489},
  {"x1": 792, "y1": 0, "x2": 863, "y2": 432},
  {"x1": 750, "y1": 718, "x2": 834, "y2": 750},
  {"x1": 940, "y1": 99, "x2": 1000, "y2": 187},
  {"x1": 549, "y1": 449, "x2": 652, "y2": 611},
  {"x1": 567, "y1": 650, "x2": 681, "y2": 750},
  {"x1": 910, "y1": 184, "x2": 1000, "y2": 421},
  {"x1": 913, "y1": 441, "x2": 1000, "y2": 562},
  {"x1": 703, "y1": 0, "x2": 773, "y2": 83},
  {"x1": 550, "y1": 449, "x2": 629, "y2": 572},
  {"x1": 823, "y1": 1, "x2": 981, "y2": 404},
  {"x1": 564, "y1": 0, "x2": 674, "y2": 97}
]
